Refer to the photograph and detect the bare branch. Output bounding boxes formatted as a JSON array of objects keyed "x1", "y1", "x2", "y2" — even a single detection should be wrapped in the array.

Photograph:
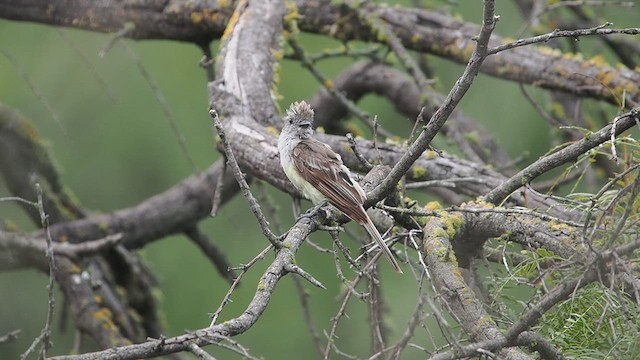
[
  {"x1": 485, "y1": 109, "x2": 639, "y2": 204},
  {"x1": 368, "y1": 0, "x2": 498, "y2": 204}
]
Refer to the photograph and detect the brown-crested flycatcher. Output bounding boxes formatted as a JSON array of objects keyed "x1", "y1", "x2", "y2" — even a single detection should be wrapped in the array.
[{"x1": 278, "y1": 101, "x2": 402, "y2": 273}]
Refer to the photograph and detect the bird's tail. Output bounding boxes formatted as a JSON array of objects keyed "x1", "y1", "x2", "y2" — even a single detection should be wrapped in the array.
[{"x1": 361, "y1": 217, "x2": 403, "y2": 273}]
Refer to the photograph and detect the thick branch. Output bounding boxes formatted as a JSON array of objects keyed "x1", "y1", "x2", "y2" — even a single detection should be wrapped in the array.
[{"x1": 2, "y1": 1, "x2": 639, "y2": 106}]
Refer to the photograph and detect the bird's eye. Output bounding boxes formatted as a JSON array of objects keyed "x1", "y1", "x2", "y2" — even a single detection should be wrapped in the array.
[{"x1": 288, "y1": 119, "x2": 293, "y2": 125}]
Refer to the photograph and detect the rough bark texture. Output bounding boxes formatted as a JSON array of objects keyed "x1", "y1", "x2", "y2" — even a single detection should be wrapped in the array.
[{"x1": 1, "y1": 1, "x2": 639, "y2": 360}]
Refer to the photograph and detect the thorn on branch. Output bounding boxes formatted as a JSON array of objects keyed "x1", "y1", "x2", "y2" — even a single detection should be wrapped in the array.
[{"x1": 285, "y1": 263, "x2": 326, "y2": 290}]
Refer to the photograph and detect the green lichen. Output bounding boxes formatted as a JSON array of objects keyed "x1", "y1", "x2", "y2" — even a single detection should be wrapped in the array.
[
  {"x1": 412, "y1": 165, "x2": 427, "y2": 179},
  {"x1": 549, "y1": 101, "x2": 565, "y2": 119},
  {"x1": 462, "y1": 131, "x2": 481, "y2": 145},
  {"x1": 424, "y1": 201, "x2": 442, "y2": 211},
  {"x1": 424, "y1": 150, "x2": 437, "y2": 159},
  {"x1": 257, "y1": 281, "x2": 267, "y2": 290}
]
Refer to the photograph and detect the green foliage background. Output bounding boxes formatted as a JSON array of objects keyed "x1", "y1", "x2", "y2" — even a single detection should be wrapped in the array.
[{"x1": 0, "y1": 1, "x2": 636, "y2": 359}]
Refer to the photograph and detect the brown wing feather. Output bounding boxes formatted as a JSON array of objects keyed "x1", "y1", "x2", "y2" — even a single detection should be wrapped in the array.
[
  {"x1": 292, "y1": 139, "x2": 369, "y2": 224},
  {"x1": 292, "y1": 139, "x2": 403, "y2": 273}
]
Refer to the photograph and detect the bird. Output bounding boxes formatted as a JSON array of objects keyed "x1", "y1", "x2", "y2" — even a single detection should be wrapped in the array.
[{"x1": 277, "y1": 101, "x2": 402, "y2": 273}]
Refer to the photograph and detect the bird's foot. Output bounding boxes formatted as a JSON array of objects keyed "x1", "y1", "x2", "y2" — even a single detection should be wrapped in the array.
[{"x1": 296, "y1": 201, "x2": 330, "y2": 222}]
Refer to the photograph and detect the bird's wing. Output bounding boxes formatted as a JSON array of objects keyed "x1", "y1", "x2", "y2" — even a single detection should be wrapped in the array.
[{"x1": 292, "y1": 139, "x2": 368, "y2": 224}]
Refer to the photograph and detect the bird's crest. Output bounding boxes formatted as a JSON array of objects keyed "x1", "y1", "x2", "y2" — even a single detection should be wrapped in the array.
[{"x1": 286, "y1": 101, "x2": 314, "y2": 120}]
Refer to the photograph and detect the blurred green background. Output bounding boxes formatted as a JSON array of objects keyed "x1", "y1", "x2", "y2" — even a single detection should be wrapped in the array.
[{"x1": 0, "y1": 1, "x2": 636, "y2": 359}]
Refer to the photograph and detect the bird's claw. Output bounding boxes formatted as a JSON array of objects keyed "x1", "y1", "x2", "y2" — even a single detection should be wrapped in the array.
[{"x1": 296, "y1": 201, "x2": 330, "y2": 222}]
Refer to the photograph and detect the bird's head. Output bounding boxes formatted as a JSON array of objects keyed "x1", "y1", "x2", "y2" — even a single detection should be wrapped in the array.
[{"x1": 283, "y1": 101, "x2": 315, "y2": 139}]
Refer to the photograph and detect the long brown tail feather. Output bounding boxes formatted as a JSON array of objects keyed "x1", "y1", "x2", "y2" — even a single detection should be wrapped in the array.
[{"x1": 361, "y1": 216, "x2": 403, "y2": 273}]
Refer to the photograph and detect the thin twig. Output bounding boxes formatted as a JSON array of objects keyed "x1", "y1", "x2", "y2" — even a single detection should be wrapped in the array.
[
  {"x1": 287, "y1": 34, "x2": 395, "y2": 138},
  {"x1": 323, "y1": 285, "x2": 355, "y2": 360},
  {"x1": 359, "y1": 7, "x2": 432, "y2": 92},
  {"x1": 98, "y1": 22, "x2": 134, "y2": 57},
  {"x1": 0, "y1": 231, "x2": 123, "y2": 258},
  {"x1": 367, "y1": 0, "x2": 498, "y2": 204},
  {"x1": 0, "y1": 330, "x2": 21, "y2": 345},
  {"x1": 0, "y1": 49, "x2": 64, "y2": 132},
  {"x1": 0, "y1": 196, "x2": 38, "y2": 206},
  {"x1": 331, "y1": 230, "x2": 363, "y2": 271},
  {"x1": 209, "y1": 245, "x2": 273, "y2": 326},
  {"x1": 346, "y1": 133, "x2": 373, "y2": 170},
  {"x1": 333, "y1": 242, "x2": 369, "y2": 300},
  {"x1": 122, "y1": 42, "x2": 200, "y2": 174},
  {"x1": 284, "y1": 263, "x2": 326, "y2": 289},
  {"x1": 37, "y1": 183, "x2": 56, "y2": 360},
  {"x1": 488, "y1": 24, "x2": 640, "y2": 56},
  {"x1": 292, "y1": 277, "x2": 325, "y2": 357},
  {"x1": 20, "y1": 184, "x2": 56, "y2": 360},
  {"x1": 485, "y1": 109, "x2": 639, "y2": 204},
  {"x1": 187, "y1": 343, "x2": 216, "y2": 360},
  {"x1": 209, "y1": 109, "x2": 281, "y2": 247},
  {"x1": 210, "y1": 154, "x2": 226, "y2": 217}
]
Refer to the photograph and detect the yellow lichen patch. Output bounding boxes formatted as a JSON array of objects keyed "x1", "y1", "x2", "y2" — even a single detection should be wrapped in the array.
[
  {"x1": 57, "y1": 234, "x2": 69, "y2": 243},
  {"x1": 271, "y1": 48, "x2": 283, "y2": 61},
  {"x1": 265, "y1": 126, "x2": 280, "y2": 136},
  {"x1": 424, "y1": 150, "x2": 437, "y2": 159},
  {"x1": 538, "y1": 46, "x2": 562, "y2": 57},
  {"x1": 587, "y1": 54, "x2": 607, "y2": 67},
  {"x1": 414, "y1": 216, "x2": 428, "y2": 228},
  {"x1": 68, "y1": 263, "x2": 83, "y2": 273},
  {"x1": 621, "y1": 80, "x2": 639, "y2": 95},
  {"x1": 218, "y1": 0, "x2": 231, "y2": 8},
  {"x1": 284, "y1": 0, "x2": 300, "y2": 25},
  {"x1": 548, "y1": 220, "x2": 575, "y2": 233},
  {"x1": 477, "y1": 314, "x2": 497, "y2": 329},
  {"x1": 431, "y1": 227, "x2": 449, "y2": 240},
  {"x1": 93, "y1": 308, "x2": 113, "y2": 323},
  {"x1": 596, "y1": 69, "x2": 615, "y2": 85},
  {"x1": 411, "y1": 165, "x2": 427, "y2": 179},
  {"x1": 344, "y1": 122, "x2": 363, "y2": 137},
  {"x1": 190, "y1": 12, "x2": 204, "y2": 24},
  {"x1": 2, "y1": 219, "x2": 18, "y2": 231},
  {"x1": 460, "y1": 42, "x2": 476, "y2": 61},
  {"x1": 221, "y1": 1, "x2": 244, "y2": 41},
  {"x1": 210, "y1": 12, "x2": 221, "y2": 23},
  {"x1": 411, "y1": 33, "x2": 422, "y2": 45},
  {"x1": 467, "y1": 198, "x2": 495, "y2": 209},
  {"x1": 419, "y1": 92, "x2": 431, "y2": 104},
  {"x1": 384, "y1": 137, "x2": 402, "y2": 145},
  {"x1": 324, "y1": 79, "x2": 334, "y2": 89},
  {"x1": 20, "y1": 120, "x2": 43, "y2": 144},
  {"x1": 99, "y1": 221, "x2": 109, "y2": 231},
  {"x1": 425, "y1": 201, "x2": 442, "y2": 211},
  {"x1": 257, "y1": 281, "x2": 267, "y2": 290},
  {"x1": 567, "y1": 52, "x2": 584, "y2": 62},
  {"x1": 550, "y1": 101, "x2": 565, "y2": 119},
  {"x1": 462, "y1": 131, "x2": 480, "y2": 144},
  {"x1": 441, "y1": 212, "x2": 463, "y2": 239}
]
